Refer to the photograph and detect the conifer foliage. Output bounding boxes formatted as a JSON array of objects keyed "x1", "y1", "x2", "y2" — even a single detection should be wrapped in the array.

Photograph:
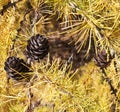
[{"x1": 1, "y1": 0, "x2": 120, "y2": 111}]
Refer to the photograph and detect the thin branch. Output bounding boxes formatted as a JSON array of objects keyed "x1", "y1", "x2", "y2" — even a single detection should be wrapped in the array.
[
  {"x1": 101, "y1": 68, "x2": 117, "y2": 97},
  {"x1": 113, "y1": 60, "x2": 118, "y2": 73},
  {"x1": 0, "y1": 0, "x2": 22, "y2": 15}
]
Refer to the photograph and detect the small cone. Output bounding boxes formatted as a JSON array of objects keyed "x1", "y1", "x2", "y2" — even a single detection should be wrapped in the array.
[
  {"x1": 4, "y1": 56, "x2": 31, "y2": 81},
  {"x1": 94, "y1": 49, "x2": 114, "y2": 69},
  {"x1": 25, "y1": 34, "x2": 49, "y2": 61}
]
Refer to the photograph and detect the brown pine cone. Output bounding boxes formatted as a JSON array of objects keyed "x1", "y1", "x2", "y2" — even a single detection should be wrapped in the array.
[
  {"x1": 94, "y1": 50, "x2": 114, "y2": 69},
  {"x1": 25, "y1": 34, "x2": 49, "y2": 61},
  {"x1": 4, "y1": 56, "x2": 31, "y2": 81}
]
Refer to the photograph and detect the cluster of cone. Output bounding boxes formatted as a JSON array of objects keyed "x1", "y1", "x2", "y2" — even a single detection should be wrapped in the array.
[
  {"x1": 4, "y1": 33, "x2": 115, "y2": 81},
  {"x1": 4, "y1": 34, "x2": 49, "y2": 81}
]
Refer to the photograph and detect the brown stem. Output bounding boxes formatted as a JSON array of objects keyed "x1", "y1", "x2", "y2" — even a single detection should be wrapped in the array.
[
  {"x1": 26, "y1": 74, "x2": 38, "y2": 112},
  {"x1": 26, "y1": 81, "x2": 34, "y2": 112},
  {"x1": 101, "y1": 68, "x2": 119, "y2": 111},
  {"x1": 113, "y1": 60, "x2": 118, "y2": 73},
  {"x1": 0, "y1": 0, "x2": 22, "y2": 15},
  {"x1": 6, "y1": 75, "x2": 10, "y2": 94},
  {"x1": 101, "y1": 68, "x2": 117, "y2": 97}
]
